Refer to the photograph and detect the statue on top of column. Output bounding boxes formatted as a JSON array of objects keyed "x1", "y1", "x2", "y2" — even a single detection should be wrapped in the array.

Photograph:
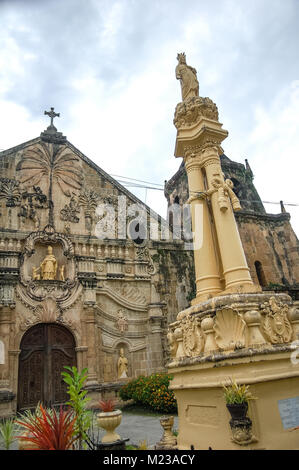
[{"x1": 175, "y1": 52, "x2": 199, "y2": 101}]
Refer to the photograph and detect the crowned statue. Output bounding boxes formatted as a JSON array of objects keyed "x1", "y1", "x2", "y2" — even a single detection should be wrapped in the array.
[{"x1": 175, "y1": 52, "x2": 199, "y2": 101}]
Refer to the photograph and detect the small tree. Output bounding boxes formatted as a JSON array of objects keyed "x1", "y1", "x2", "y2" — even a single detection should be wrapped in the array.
[{"x1": 61, "y1": 366, "x2": 91, "y2": 449}]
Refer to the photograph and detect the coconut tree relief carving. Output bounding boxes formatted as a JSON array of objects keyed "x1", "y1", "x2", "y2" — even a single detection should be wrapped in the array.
[{"x1": 16, "y1": 142, "x2": 83, "y2": 226}]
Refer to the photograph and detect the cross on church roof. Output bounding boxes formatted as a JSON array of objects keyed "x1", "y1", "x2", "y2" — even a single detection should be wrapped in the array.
[
  {"x1": 44, "y1": 107, "x2": 60, "y2": 128},
  {"x1": 41, "y1": 107, "x2": 66, "y2": 144}
]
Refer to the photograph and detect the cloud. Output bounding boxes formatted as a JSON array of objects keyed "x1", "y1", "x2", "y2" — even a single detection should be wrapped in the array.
[{"x1": 0, "y1": 0, "x2": 298, "y2": 236}]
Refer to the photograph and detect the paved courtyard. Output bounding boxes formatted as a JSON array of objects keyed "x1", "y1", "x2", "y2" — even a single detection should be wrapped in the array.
[{"x1": 0, "y1": 409, "x2": 178, "y2": 450}]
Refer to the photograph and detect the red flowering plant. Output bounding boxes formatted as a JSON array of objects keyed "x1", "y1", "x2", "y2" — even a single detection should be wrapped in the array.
[
  {"x1": 16, "y1": 403, "x2": 78, "y2": 450},
  {"x1": 98, "y1": 398, "x2": 116, "y2": 412}
]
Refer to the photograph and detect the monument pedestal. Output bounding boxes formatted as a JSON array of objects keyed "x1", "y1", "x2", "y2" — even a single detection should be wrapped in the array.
[{"x1": 167, "y1": 292, "x2": 299, "y2": 450}]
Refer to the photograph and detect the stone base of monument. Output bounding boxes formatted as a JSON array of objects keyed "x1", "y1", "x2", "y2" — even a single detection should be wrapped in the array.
[
  {"x1": 167, "y1": 292, "x2": 299, "y2": 450},
  {"x1": 88, "y1": 438, "x2": 129, "y2": 450}
]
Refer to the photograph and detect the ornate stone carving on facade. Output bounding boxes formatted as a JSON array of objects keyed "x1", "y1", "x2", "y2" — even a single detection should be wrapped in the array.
[
  {"x1": 19, "y1": 227, "x2": 78, "y2": 303},
  {"x1": 16, "y1": 142, "x2": 83, "y2": 225},
  {"x1": 113, "y1": 283, "x2": 147, "y2": 306},
  {"x1": 174, "y1": 97, "x2": 219, "y2": 129},
  {"x1": 135, "y1": 246, "x2": 156, "y2": 275},
  {"x1": 214, "y1": 308, "x2": 246, "y2": 351},
  {"x1": 18, "y1": 185, "x2": 48, "y2": 230},
  {"x1": 261, "y1": 296, "x2": 293, "y2": 344},
  {"x1": 78, "y1": 189, "x2": 100, "y2": 232},
  {"x1": 0, "y1": 178, "x2": 21, "y2": 207},
  {"x1": 60, "y1": 195, "x2": 80, "y2": 223},
  {"x1": 115, "y1": 309, "x2": 128, "y2": 334},
  {"x1": 18, "y1": 298, "x2": 76, "y2": 332}
]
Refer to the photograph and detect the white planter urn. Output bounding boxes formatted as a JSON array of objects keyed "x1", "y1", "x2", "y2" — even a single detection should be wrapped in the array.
[{"x1": 97, "y1": 409, "x2": 122, "y2": 443}]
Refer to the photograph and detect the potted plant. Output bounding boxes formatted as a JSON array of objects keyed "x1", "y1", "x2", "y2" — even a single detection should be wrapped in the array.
[
  {"x1": 16, "y1": 403, "x2": 78, "y2": 450},
  {"x1": 97, "y1": 398, "x2": 122, "y2": 443},
  {"x1": 223, "y1": 378, "x2": 256, "y2": 420}
]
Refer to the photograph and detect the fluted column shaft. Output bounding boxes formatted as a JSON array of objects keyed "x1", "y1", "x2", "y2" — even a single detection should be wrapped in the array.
[{"x1": 184, "y1": 149, "x2": 222, "y2": 300}]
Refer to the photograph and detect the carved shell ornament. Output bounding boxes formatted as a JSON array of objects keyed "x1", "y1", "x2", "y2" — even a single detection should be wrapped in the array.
[{"x1": 214, "y1": 308, "x2": 246, "y2": 351}]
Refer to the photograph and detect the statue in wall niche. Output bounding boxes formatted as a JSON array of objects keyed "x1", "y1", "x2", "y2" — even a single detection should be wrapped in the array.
[
  {"x1": 118, "y1": 348, "x2": 128, "y2": 379},
  {"x1": 175, "y1": 52, "x2": 199, "y2": 101},
  {"x1": 39, "y1": 245, "x2": 57, "y2": 280}
]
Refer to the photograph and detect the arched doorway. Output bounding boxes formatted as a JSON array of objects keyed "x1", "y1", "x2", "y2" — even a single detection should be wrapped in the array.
[{"x1": 18, "y1": 323, "x2": 76, "y2": 411}]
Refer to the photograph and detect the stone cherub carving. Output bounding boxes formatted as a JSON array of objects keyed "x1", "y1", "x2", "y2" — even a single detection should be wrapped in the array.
[
  {"x1": 175, "y1": 52, "x2": 199, "y2": 101},
  {"x1": 188, "y1": 175, "x2": 241, "y2": 212},
  {"x1": 32, "y1": 266, "x2": 41, "y2": 280},
  {"x1": 59, "y1": 265, "x2": 65, "y2": 281},
  {"x1": 117, "y1": 348, "x2": 128, "y2": 379}
]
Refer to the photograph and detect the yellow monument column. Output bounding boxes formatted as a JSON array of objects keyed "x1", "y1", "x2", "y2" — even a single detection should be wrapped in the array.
[
  {"x1": 168, "y1": 53, "x2": 299, "y2": 451},
  {"x1": 174, "y1": 52, "x2": 258, "y2": 299},
  {"x1": 184, "y1": 148, "x2": 223, "y2": 300}
]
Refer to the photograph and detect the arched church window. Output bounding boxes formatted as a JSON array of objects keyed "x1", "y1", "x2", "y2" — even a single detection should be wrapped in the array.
[
  {"x1": 174, "y1": 196, "x2": 180, "y2": 205},
  {"x1": 254, "y1": 261, "x2": 267, "y2": 287}
]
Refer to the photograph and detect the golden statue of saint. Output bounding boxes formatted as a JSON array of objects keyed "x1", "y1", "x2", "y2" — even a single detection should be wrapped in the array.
[
  {"x1": 117, "y1": 348, "x2": 128, "y2": 379},
  {"x1": 40, "y1": 245, "x2": 57, "y2": 280},
  {"x1": 175, "y1": 52, "x2": 199, "y2": 101}
]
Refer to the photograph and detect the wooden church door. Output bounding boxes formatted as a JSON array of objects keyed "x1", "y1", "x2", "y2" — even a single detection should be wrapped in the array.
[{"x1": 18, "y1": 323, "x2": 76, "y2": 411}]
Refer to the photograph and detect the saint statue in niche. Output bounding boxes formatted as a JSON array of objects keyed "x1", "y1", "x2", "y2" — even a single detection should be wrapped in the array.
[
  {"x1": 39, "y1": 245, "x2": 58, "y2": 280},
  {"x1": 175, "y1": 52, "x2": 199, "y2": 101},
  {"x1": 118, "y1": 348, "x2": 128, "y2": 379}
]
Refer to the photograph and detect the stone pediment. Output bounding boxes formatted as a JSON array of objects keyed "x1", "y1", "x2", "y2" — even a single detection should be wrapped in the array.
[{"x1": 0, "y1": 137, "x2": 166, "y2": 237}]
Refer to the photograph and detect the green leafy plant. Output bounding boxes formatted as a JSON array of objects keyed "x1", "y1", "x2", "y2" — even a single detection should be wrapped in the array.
[
  {"x1": 0, "y1": 417, "x2": 17, "y2": 450},
  {"x1": 223, "y1": 378, "x2": 256, "y2": 404},
  {"x1": 98, "y1": 398, "x2": 116, "y2": 412},
  {"x1": 119, "y1": 373, "x2": 177, "y2": 413},
  {"x1": 61, "y1": 366, "x2": 91, "y2": 449},
  {"x1": 16, "y1": 403, "x2": 77, "y2": 450}
]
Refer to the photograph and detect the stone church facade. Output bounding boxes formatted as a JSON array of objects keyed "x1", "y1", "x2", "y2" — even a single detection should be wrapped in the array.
[
  {"x1": 0, "y1": 114, "x2": 298, "y2": 417},
  {"x1": 0, "y1": 118, "x2": 195, "y2": 417}
]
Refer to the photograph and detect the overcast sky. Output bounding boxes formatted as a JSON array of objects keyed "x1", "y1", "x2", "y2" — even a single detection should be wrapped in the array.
[{"x1": 0, "y1": 0, "x2": 299, "y2": 236}]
